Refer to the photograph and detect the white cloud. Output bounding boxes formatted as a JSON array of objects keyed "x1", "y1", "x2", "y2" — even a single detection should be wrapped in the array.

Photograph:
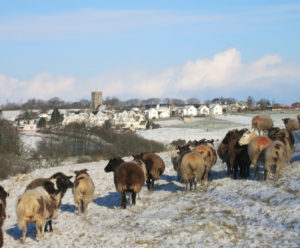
[
  {"x1": 1, "y1": 48, "x2": 299, "y2": 104},
  {"x1": 0, "y1": 9, "x2": 225, "y2": 41},
  {"x1": 0, "y1": 73, "x2": 75, "y2": 103},
  {"x1": 88, "y1": 48, "x2": 300, "y2": 100}
]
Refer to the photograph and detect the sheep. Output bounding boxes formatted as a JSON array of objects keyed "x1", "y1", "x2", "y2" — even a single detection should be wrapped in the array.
[
  {"x1": 252, "y1": 115, "x2": 273, "y2": 135},
  {"x1": 25, "y1": 172, "x2": 73, "y2": 232},
  {"x1": 171, "y1": 145, "x2": 191, "y2": 182},
  {"x1": 179, "y1": 151, "x2": 206, "y2": 192},
  {"x1": 104, "y1": 157, "x2": 145, "y2": 209},
  {"x1": 132, "y1": 152, "x2": 165, "y2": 191},
  {"x1": 194, "y1": 142, "x2": 217, "y2": 183},
  {"x1": 282, "y1": 118, "x2": 300, "y2": 131},
  {"x1": 73, "y1": 169, "x2": 95, "y2": 216},
  {"x1": 0, "y1": 186, "x2": 9, "y2": 248},
  {"x1": 217, "y1": 136, "x2": 231, "y2": 174},
  {"x1": 16, "y1": 179, "x2": 61, "y2": 243},
  {"x1": 239, "y1": 130, "x2": 272, "y2": 179},
  {"x1": 297, "y1": 115, "x2": 300, "y2": 122},
  {"x1": 268, "y1": 127, "x2": 295, "y2": 163},
  {"x1": 220, "y1": 128, "x2": 250, "y2": 179},
  {"x1": 264, "y1": 140, "x2": 288, "y2": 181}
]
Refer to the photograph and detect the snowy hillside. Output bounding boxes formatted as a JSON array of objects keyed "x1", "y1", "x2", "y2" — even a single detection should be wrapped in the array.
[{"x1": 1, "y1": 113, "x2": 300, "y2": 247}]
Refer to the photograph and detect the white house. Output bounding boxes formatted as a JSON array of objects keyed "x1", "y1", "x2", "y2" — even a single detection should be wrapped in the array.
[
  {"x1": 198, "y1": 105, "x2": 210, "y2": 116},
  {"x1": 182, "y1": 105, "x2": 197, "y2": 117},
  {"x1": 15, "y1": 120, "x2": 37, "y2": 131},
  {"x1": 209, "y1": 104, "x2": 223, "y2": 116},
  {"x1": 145, "y1": 108, "x2": 159, "y2": 119},
  {"x1": 88, "y1": 111, "x2": 110, "y2": 127},
  {"x1": 158, "y1": 107, "x2": 170, "y2": 119}
]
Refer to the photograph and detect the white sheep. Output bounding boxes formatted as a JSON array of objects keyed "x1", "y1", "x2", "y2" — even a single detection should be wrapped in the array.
[
  {"x1": 73, "y1": 169, "x2": 95, "y2": 216},
  {"x1": 16, "y1": 180, "x2": 61, "y2": 243}
]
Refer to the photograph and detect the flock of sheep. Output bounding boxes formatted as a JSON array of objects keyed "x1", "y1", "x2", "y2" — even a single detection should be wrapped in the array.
[{"x1": 0, "y1": 114, "x2": 299, "y2": 246}]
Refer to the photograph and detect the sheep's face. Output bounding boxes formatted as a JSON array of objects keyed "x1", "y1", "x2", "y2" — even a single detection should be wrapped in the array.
[
  {"x1": 282, "y1": 118, "x2": 289, "y2": 124},
  {"x1": 238, "y1": 131, "x2": 253, "y2": 146},
  {"x1": 105, "y1": 158, "x2": 124, "y2": 173},
  {"x1": 178, "y1": 145, "x2": 191, "y2": 155},
  {"x1": 56, "y1": 175, "x2": 74, "y2": 190}
]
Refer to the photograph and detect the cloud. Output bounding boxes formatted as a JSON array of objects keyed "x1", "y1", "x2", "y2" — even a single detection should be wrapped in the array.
[
  {"x1": 0, "y1": 9, "x2": 224, "y2": 41},
  {"x1": 0, "y1": 73, "x2": 75, "y2": 103},
  {"x1": 1, "y1": 48, "x2": 299, "y2": 104},
  {"x1": 85, "y1": 48, "x2": 300, "y2": 103}
]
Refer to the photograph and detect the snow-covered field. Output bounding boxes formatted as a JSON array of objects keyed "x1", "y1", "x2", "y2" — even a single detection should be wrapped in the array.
[{"x1": 1, "y1": 111, "x2": 300, "y2": 247}]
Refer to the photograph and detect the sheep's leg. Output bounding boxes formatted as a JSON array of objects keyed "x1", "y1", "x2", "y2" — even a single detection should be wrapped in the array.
[
  {"x1": 274, "y1": 165, "x2": 282, "y2": 181},
  {"x1": 40, "y1": 220, "x2": 46, "y2": 238},
  {"x1": 131, "y1": 191, "x2": 137, "y2": 205},
  {"x1": 121, "y1": 192, "x2": 126, "y2": 209},
  {"x1": 151, "y1": 179, "x2": 154, "y2": 191},
  {"x1": 77, "y1": 200, "x2": 82, "y2": 216},
  {"x1": 254, "y1": 164, "x2": 259, "y2": 180},
  {"x1": 45, "y1": 220, "x2": 53, "y2": 232},
  {"x1": 189, "y1": 180, "x2": 193, "y2": 191},
  {"x1": 83, "y1": 201, "x2": 89, "y2": 215},
  {"x1": 22, "y1": 225, "x2": 27, "y2": 244},
  {"x1": 246, "y1": 164, "x2": 250, "y2": 178},
  {"x1": 226, "y1": 162, "x2": 231, "y2": 174},
  {"x1": 185, "y1": 181, "x2": 189, "y2": 192},
  {"x1": 146, "y1": 177, "x2": 151, "y2": 191},
  {"x1": 203, "y1": 167, "x2": 209, "y2": 184},
  {"x1": 264, "y1": 168, "x2": 270, "y2": 181},
  {"x1": 35, "y1": 223, "x2": 41, "y2": 240}
]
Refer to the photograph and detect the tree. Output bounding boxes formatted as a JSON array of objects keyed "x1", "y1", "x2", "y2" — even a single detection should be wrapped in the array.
[
  {"x1": 104, "y1": 97, "x2": 120, "y2": 106},
  {"x1": 247, "y1": 96, "x2": 254, "y2": 108},
  {"x1": 186, "y1": 98, "x2": 200, "y2": 105},
  {"x1": 37, "y1": 117, "x2": 47, "y2": 128},
  {"x1": 257, "y1": 99, "x2": 271, "y2": 109},
  {"x1": 50, "y1": 108, "x2": 63, "y2": 124}
]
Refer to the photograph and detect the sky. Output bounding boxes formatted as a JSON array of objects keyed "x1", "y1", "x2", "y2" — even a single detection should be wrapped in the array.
[{"x1": 0, "y1": 0, "x2": 300, "y2": 105}]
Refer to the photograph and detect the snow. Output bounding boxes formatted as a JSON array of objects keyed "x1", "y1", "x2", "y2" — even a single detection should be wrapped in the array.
[{"x1": 1, "y1": 112, "x2": 300, "y2": 247}]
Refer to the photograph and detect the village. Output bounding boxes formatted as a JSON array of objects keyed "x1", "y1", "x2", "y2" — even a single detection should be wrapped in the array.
[{"x1": 1, "y1": 91, "x2": 255, "y2": 132}]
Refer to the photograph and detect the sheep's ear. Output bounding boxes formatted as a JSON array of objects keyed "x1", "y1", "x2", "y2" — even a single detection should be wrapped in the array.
[{"x1": 68, "y1": 176, "x2": 73, "y2": 179}]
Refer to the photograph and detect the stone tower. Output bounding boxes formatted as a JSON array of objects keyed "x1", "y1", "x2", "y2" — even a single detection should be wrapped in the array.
[{"x1": 90, "y1": 91, "x2": 103, "y2": 110}]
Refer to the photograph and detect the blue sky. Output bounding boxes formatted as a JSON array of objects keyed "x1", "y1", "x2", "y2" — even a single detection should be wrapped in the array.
[{"x1": 0, "y1": 0, "x2": 300, "y2": 105}]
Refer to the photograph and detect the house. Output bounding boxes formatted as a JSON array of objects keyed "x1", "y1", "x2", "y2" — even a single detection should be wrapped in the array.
[
  {"x1": 171, "y1": 107, "x2": 183, "y2": 117},
  {"x1": 209, "y1": 104, "x2": 223, "y2": 116},
  {"x1": 182, "y1": 105, "x2": 197, "y2": 117},
  {"x1": 198, "y1": 105, "x2": 210, "y2": 116},
  {"x1": 158, "y1": 107, "x2": 170, "y2": 119},
  {"x1": 145, "y1": 108, "x2": 159, "y2": 119},
  {"x1": 15, "y1": 120, "x2": 37, "y2": 131}
]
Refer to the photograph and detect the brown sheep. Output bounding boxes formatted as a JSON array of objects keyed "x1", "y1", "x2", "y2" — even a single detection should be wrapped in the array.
[
  {"x1": 132, "y1": 153, "x2": 165, "y2": 191},
  {"x1": 104, "y1": 157, "x2": 145, "y2": 209},
  {"x1": 252, "y1": 115, "x2": 273, "y2": 135},
  {"x1": 16, "y1": 180, "x2": 61, "y2": 243},
  {"x1": 194, "y1": 143, "x2": 217, "y2": 183},
  {"x1": 264, "y1": 140, "x2": 288, "y2": 181},
  {"x1": 217, "y1": 142, "x2": 230, "y2": 173},
  {"x1": 221, "y1": 128, "x2": 250, "y2": 179},
  {"x1": 282, "y1": 118, "x2": 300, "y2": 131},
  {"x1": 297, "y1": 115, "x2": 300, "y2": 122},
  {"x1": 73, "y1": 169, "x2": 95, "y2": 216},
  {"x1": 172, "y1": 145, "x2": 192, "y2": 182},
  {"x1": 0, "y1": 186, "x2": 9, "y2": 248},
  {"x1": 25, "y1": 172, "x2": 73, "y2": 232},
  {"x1": 180, "y1": 151, "x2": 205, "y2": 192},
  {"x1": 239, "y1": 131, "x2": 272, "y2": 179}
]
